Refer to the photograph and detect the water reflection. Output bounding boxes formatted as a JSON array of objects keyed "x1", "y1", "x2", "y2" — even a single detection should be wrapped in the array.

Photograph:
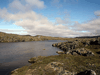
[{"x1": 0, "y1": 40, "x2": 67, "y2": 75}]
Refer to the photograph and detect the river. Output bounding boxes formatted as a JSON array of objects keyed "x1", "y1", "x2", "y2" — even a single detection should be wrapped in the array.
[{"x1": 0, "y1": 40, "x2": 67, "y2": 75}]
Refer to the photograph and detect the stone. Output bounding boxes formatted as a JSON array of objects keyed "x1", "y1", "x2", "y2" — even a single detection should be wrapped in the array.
[
  {"x1": 52, "y1": 43, "x2": 57, "y2": 47},
  {"x1": 56, "y1": 51, "x2": 65, "y2": 54},
  {"x1": 66, "y1": 48, "x2": 94, "y2": 56},
  {"x1": 72, "y1": 52, "x2": 78, "y2": 55},
  {"x1": 28, "y1": 57, "x2": 37, "y2": 63}
]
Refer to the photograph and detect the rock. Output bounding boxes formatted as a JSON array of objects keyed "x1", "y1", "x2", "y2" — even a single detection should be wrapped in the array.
[
  {"x1": 52, "y1": 40, "x2": 95, "y2": 56},
  {"x1": 72, "y1": 52, "x2": 78, "y2": 55},
  {"x1": 52, "y1": 43, "x2": 57, "y2": 47},
  {"x1": 44, "y1": 62, "x2": 64, "y2": 74},
  {"x1": 28, "y1": 57, "x2": 37, "y2": 63},
  {"x1": 52, "y1": 40, "x2": 80, "y2": 53},
  {"x1": 66, "y1": 48, "x2": 94, "y2": 56},
  {"x1": 45, "y1": 62, "x2": 77, "y2": 75},
  {"x1": 56, "y1": 51, "x2": 65, "y2": 54},
  {"x1": 77, "y1": 70, "x2": 96, "y2": 75}
]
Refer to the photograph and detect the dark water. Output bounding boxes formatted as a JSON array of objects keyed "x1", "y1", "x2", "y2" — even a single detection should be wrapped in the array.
[{"x1": 0, "y1": 40, "x2": 67, "y2": 75}]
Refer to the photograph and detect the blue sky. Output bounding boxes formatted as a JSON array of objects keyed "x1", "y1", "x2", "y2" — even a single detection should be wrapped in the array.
[{"x1": 0, "y1": 0, "x2": 100, "y2": 37}]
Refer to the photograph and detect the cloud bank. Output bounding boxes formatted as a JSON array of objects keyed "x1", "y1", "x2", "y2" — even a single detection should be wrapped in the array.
[{"x1": 0, "y1": 0, "x2": 100, "y2": 37}]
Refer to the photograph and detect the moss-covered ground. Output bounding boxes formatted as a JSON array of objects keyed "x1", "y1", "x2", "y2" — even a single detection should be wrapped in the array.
[{"x1": 11, "y1": 44, "x2": 100, "y2": 75}]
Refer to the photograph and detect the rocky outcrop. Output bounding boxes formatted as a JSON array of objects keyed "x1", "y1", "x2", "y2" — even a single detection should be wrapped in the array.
[
  {"x1": 52, "y1": 39, "x2": 96, "y2": 56},
  {"x1": 52, "y1": 40, "x2": 82, "y2": 52},
  {"x1": 11, "y1": 61, "x2": 97, "y2": 75},
  {"x1": 45, "y1": 62, "x2": 96, "y2": 75},
  {"x1": 67, "y1": 48, "x2": 94, "y2": 56},
  {"x1": 44, "y1": 62, "x2": 77, "y2": 75}
]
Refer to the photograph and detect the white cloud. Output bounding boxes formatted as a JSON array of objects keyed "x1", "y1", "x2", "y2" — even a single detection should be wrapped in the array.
[
  {"x1": 73, "y1": 17, "x2": 100, "y2": 36},
  {"x1": 0, "y1": 0, "x2": 100, "y2": 37},
  {"x1": 0, "y1": 7, "x2": 97, "y2": 37}
]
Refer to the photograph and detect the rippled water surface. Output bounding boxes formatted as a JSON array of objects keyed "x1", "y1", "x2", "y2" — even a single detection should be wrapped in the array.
[{"x1": 0, "y1": 40, "x2": 67, "y2": 75}]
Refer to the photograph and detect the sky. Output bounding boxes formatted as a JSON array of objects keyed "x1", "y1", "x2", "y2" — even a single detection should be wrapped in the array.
[{"x1": 0, "y1": 0, "x2": 100, "y2": 37}]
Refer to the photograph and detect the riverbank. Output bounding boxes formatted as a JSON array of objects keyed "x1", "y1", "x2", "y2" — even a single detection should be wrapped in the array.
[{"x1": 10, "y1": 38, "x2": 100, "y2": 75}]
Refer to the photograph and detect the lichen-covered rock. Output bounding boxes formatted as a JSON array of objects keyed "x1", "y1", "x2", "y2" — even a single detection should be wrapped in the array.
[
  {"x1": 28, "y1": 57, "x2": 37, "y2": 63},
  {"x1": 44, "y1": 62, "x2": 77, "y2": 75},
  {"x1": 67, "y1": 48, "x2": 94, "y2": 56},
  {"x1": 44, "y1": 62, "x2": 64, "y2": 74}
]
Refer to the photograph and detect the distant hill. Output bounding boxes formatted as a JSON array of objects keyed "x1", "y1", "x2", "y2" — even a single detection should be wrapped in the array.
[{"x1": 0, "y1": 31, "x2": 70, "y2": 43}]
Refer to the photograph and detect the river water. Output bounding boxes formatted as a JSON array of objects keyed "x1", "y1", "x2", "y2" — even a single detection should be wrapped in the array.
[{"x1": 0, "y1": 40, "x2": 67, "y2": 75}]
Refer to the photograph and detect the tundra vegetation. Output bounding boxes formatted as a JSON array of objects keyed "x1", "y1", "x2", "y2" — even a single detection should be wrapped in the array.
[{"x1": 10, "y1": 36, "x2": 100, "y2": 75}]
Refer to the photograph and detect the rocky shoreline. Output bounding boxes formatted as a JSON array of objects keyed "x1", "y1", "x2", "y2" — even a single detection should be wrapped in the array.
[
  {"x1": 10, "y1": 38, "x2": 100, "y2": 75},
  {"x1": 52, "y1": 38, "x2": 100, "y2": 56}
]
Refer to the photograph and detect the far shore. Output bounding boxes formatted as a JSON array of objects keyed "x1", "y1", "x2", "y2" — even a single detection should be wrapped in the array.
[{"x1": 0, "y1": 32, "x2": 74, "y2": 43}]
